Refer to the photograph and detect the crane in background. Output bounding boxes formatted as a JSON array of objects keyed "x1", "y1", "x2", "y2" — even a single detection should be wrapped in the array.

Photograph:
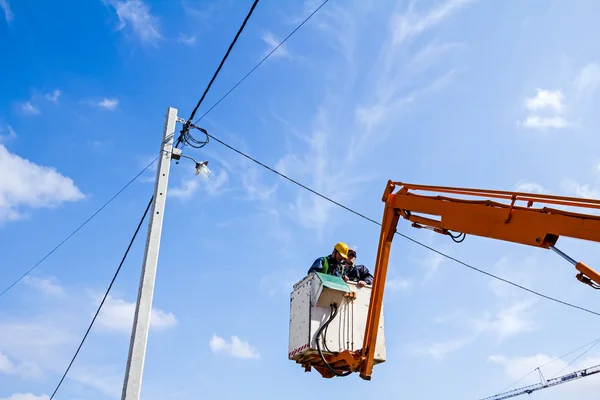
[
  {"x1": 307, "y1": 180, "x2": 600, "y2": 382},
  {"x1": 480, "y1": 363, "x2": 600, "y2": 399}
]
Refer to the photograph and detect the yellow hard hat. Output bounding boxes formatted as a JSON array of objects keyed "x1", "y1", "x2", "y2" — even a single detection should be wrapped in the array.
[{"x1": 334, "y1": 242, "x2": 349, "y2": 259}]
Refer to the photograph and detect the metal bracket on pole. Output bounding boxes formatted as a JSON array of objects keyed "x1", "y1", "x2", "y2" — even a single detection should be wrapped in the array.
[{"x1": 121, "y1": 107, "x2": 178, "y2": 400}]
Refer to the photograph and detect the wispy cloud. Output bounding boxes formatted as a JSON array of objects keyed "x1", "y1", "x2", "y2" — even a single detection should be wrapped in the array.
[
  {"x1": 261, "y1": 30, "x2": 291, "y2": 59},
  {"x1": 0, "y1": 124, "x2": 16, "y2": 143},
  {"x1": 0, "y1": 144, "x2": 85, "y2": 223},
  {"x1": 489, "y1": 353, "x2": 600, "y2": 389},
  {"x1": 169, "y1": 169, "x2": 229, "y2": 200},
  {"x1": 23, "y1": 275, "x2": 65, "y2": 297},
  {"x1": 0, "y1": 394, "x2": 50, "y2": 400},
  {"x1": 386, "y1": 277, "x2": 413, "y2": 292},
  {"x1": 178, "y1": 33, "x2": 196, "y2": 46},
  {"x1": 209, "y1": 334, "x2": 260, "y2": 359},
  {"x1": 96, "y1": 294, "x2": 178, "y2": 333},
  {"x1": 574, "y1": 62, "x2": 600, "y2": 97},
  {"x1": 562, "y1": 180, "x2": 600, "y2": 199},
  {"x1": 182, "y1": 1, "x2": 217, "y2": 27},
  {"x1": 0, "y1": 0, "x2": 13, "y2": 25},
  {"x1": 265, "y1": 1, "x2": 471, "y2": 237},
  {"x1": 516, "y1": 181, "x2": 546, "y2": 194},
  {"x1": 106, "y1": 0, "x2": 161, "y2": 44},
  {"x1": 0, "y1": 352, "x2": 44, "y2": 379},
  {"x1": 17, "y1": 102, "x2": 40, "y2": 116},
  {"x1": 392, "y1": 0, "x2": 477, "y2": 44},
  {"x1": 44, "y1": 89, "x2": 61, "y2": 103},
  {"x1": 90, "y1": 97, "x2": 119, "y2": 110}
]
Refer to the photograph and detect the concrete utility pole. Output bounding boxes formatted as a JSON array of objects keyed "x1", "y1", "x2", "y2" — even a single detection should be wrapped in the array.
[{"x1": 121, "y1": 107, "x2": 178, "y2": 400}]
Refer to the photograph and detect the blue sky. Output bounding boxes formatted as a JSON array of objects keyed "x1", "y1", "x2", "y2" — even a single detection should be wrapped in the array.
[{"x1": 1, "y1": 0, "x2": 600, "y2": 399}]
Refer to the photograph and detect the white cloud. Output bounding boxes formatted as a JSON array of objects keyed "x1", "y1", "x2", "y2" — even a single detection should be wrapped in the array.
[
  {"x1": 261, "y1": 30, "x2": 291, "y2": 59},
  {"x1": 0, "y1": 144, "x2": 85, "y2": 223},
  {"x1": 392, "y1": 0, "x2": 477, "y2": 44},
  {"x1": 169, "y1": 179, "x2": 199, "y2": 200},
  {"x1": 475, "y1": 300, "x2": 538, "y2": 339},
  {"x1": 18, "y1": 102, "x2": 40, "y2": 116},
  {"x1": 178, "y1": 33, "x2": 196, "y2": 46},
  {"x1": 0, "y1": 124, "x2": 16, "y2": 142},
  {"x1": 574, "y1": 62, "x2": 600, "y2": 96},
  {"x1": 209, "y1": 334, "x2": 260, "y2": 359},
  {"x1": 169, "y1": 169, "x2": 229, "y2": 200},
  {"x1": 23, "y1": 275, "x2": 65, "y2": 297},
  {"x1": 489, "y1": 353, "x2": 600, "y2": 390},
  {"x1": 0, "y1": 0, "x2": 13, "y2": 25},
  {"x1": 516, "y1": 181, "x2": 545, "y2": 194},
  {"x1": 68, "y1": 364, "x2": 122, "y2": 398},
  {"x1": 386, "y1": 277, "x2": 413, "y2": 292},
  {"x1": 417, "y1": 337, "x2": 472, "y2": 360},
  {"x1": 562, "y1": 180, "x2": 600, "y2": 199},
  {"x1": 520, "y1": 89, "x2": 570, "y2": 130},
  {"x1": 94, "y1": 97, "x2": 119, "y2": 110},
  {"x1": 0, "y1": 352, "x2": 43, "y2": 379},
  {"x1": 522, "y1": 115, "x2": 569, "y2": 129},
  {"x1": 44, "y1": 89, "x2": 61, "y2": 103},
  {"x1": 525, "y1": 89, "x2": 564, "y2": 111},
  {"x1": 107, "y1": 0, "x2": 161, "y2": 43},
  {"x1": 0, "y1": 394, "x2": 50, "y2": 400},
  {"x1": 96, "y1": 294, "x2": 177, "y2": 333},
  {"x1": 260, "y1": 268, "x2": 299, "y2": 298}
]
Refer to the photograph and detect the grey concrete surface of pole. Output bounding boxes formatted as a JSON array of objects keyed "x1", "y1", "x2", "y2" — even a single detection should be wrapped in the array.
[{"x1": 121, "y1": 106, "x2": 178, "y2": 400}]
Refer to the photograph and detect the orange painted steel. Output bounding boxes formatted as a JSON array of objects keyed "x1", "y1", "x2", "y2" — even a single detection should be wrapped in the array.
[{"x1": 354, "y1": 180, "x2": 600, "y2": 381}]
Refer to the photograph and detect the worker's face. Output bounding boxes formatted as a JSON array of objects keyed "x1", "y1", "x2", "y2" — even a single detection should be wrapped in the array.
[
  {"x1": 334, "y1": 250, "x2": 345, "y2": 263},
  {"x1": 347, "y1": 255, "x2": 356, "y2": 266}
]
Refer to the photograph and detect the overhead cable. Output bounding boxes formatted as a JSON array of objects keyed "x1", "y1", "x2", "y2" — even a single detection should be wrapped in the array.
[
  {"x1": 49, "y1": 195, "x2": 154, "y2": 400},
  {"x1": 192, "y1": 0, "x2": 330, "y2": 125},
  {"x1": 0, "y1": 156, "x2": 159, "y2": 300},
  {"x1": 204, "y1": 130, "x2": 600, "y2": 318},
  {"x1": 187, "y1": 0, "x2": 259, "y2": 122}
]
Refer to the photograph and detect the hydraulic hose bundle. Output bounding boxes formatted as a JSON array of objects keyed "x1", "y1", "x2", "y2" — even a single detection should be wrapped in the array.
[{"x1": 315, "y1": 303, "x2": 352, "y2": 377}]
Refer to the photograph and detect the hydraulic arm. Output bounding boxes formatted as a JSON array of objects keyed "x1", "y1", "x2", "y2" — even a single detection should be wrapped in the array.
[{"x1": 358, "y1": 180, "x2": 600, "y2": 380}]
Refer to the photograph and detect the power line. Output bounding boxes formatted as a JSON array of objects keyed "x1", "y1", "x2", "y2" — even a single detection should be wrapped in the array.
[
  {"x1": 186, "y1": 0, "x2": 260, "y2": 124},
  {"x1": 49, "y1": 196, "x2": 153, "y2": 400},
  {"x1": 0, "y1": 156, "x2": 159, "y2": 300},
  {"x1": 192, "y1": 0, "x2": 330, "y2": 125},
  {"x1": 205, "y1": 131, "x2": 600, "y2": 318}
]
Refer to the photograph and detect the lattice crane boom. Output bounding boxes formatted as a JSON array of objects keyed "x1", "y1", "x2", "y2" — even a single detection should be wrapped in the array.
[{"x1": 480, "y1": 364, "x2": 600, "y2": 399}]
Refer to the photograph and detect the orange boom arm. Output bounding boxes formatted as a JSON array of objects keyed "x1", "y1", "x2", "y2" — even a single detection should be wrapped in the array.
[{"x1": 359, "y1": 180, "x2": 600, "y2": 380}]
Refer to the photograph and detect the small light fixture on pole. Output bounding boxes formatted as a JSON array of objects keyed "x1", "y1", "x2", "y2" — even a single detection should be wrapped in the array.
[{"x1": 171, "y1": 148, "x2": 211, "y2": 178}]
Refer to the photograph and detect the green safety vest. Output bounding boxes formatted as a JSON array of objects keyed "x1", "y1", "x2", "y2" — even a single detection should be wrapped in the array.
[{"x1": 322, "y1": 256, "x2": 344, "y2": 276}]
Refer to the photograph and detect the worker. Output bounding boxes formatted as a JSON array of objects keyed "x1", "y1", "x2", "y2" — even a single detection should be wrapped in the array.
[
  {"x1": 344, "y1": 249, "x2": 373, "y2": 288},
  {"x1": 308, "y1": 242, "x2": 349, "y2": 278}
]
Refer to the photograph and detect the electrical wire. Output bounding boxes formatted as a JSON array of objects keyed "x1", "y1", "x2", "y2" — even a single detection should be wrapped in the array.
[
  {"x1": 177, "y1": 0, "x2": 260, "y2": 149},
  {"x1": 192, "y1": 0, "x2": 330, "y2": 125},
  {"x1": 203, "y1": 130, "x2": 600, "y2": 318},
  {"x1": 49, "y1": 196, "x2": 154, "y2": 400},
  {"x1": 0, "y1": 156, "x2": 159, "y2": 300}
]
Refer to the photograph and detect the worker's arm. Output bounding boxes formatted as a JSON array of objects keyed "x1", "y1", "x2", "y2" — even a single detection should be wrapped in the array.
[
  {"x1": 359, "y1": 266, "x2": 374, "y2": 285},
  {"x1": 307, "y1": 257, "x2": 325, "y2": 275}
]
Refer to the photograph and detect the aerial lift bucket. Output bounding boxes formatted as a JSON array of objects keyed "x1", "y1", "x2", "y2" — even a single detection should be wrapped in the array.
[{"x1": 288, "y1": 272, "x2": 386, "y2": 378}]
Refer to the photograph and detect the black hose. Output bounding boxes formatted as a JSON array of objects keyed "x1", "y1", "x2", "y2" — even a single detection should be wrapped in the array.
[{"x1": 316, "y1": 303, "x2": 352, "y2": 377}]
